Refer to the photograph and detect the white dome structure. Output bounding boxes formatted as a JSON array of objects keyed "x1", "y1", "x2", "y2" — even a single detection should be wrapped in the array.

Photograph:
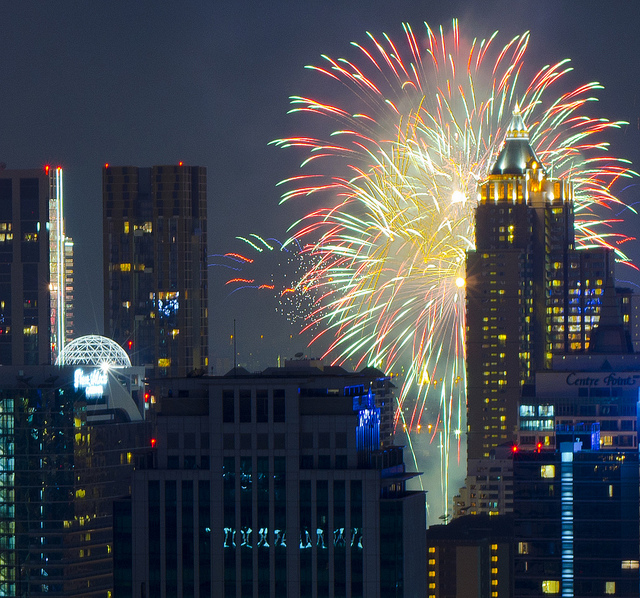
[{"x1": 56, "y1": 335, "x2": 132, "y2": 367}]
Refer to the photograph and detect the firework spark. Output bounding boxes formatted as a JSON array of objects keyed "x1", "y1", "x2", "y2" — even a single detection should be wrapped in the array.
[
  {"x1": 266, "y1": 20, "x2": 635, "y2": 516},
  {"x1": 213, "y1": 235, "x2": 317, "y2": 322}
]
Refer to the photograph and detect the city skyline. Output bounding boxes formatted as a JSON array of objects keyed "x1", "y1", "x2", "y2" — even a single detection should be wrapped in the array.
[{"x1": 1, "y1": 2, "x2": 639, "y2": 373}]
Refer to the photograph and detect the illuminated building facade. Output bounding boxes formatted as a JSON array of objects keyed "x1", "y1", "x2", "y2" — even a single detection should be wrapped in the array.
[
  {"x1": 56, "y1": 334, "x2": 148, "y2": 422},
  {"x1": 0, "y1": 166, "x2": 69, "y2": 366},
  {"x1": 103, "y1": 164, "x2": 208, "y2": 377},
  {"x1": 0, "y1": 365, "x2": 150, "y2": 597},
  {"x1": 466, "y1": 109, "x2": 620, "y2": 460},
  {"x1": 115, "y1": 364, "x2": 426, "y2": 597},
  {"x1": 513, "y1": 443, "x2": 639, "y2": 597},
  {"x1": 64, "y1": 236, "x2": 75, "y2": 341}
]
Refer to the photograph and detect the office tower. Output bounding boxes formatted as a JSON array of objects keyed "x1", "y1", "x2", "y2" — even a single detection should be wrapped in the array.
[
  {"x1": 513, "y1": 442, "x2": 639, "y2": 597},
  {"x1": 426, "y1": 514, "x2": 513, "y2": 598},
  {"x1": 0, "y1": 166, "x2": 68, "y2": 366},
  {"x1": 103, "y1": 164, "x2": 208, "y2": 377},
  {"x1": 0, "y1": 364, "x2": 150, "y2": 597},
  {"x1": 114, "y1": 363, "x2": 426, "y2": 598},
  {"x1": 466, "y1": 109, "x2": 617, "y2": 460}
]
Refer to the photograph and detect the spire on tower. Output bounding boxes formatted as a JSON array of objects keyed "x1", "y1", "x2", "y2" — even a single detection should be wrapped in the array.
[{"x1": 490, "y1": 106, "x2": 542, "y2": 176}]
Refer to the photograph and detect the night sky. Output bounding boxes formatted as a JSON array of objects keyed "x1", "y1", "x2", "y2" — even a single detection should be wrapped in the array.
[{"x1": 3, "y1": 1, "x2": 640, "y2": 516}]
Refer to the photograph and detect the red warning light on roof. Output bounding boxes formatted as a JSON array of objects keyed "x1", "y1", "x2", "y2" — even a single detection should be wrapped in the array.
[
  {"x1": 105, "y1": 163, "x2": 109, "y2": 169},
  {"x1": 511, "y1": 444, "x2": 519, "y2": 453},
  {"x1": 150, "y1": 438, "x2": 157, "y2": 448},
  {"x1": 45, "y1": 165, "x2": 50, "y2": 174},
  {"x1": 179, "y1": 161, "x2": 183, "y2": 166},
  {"x1": 144, "y1": 393, "x2": 150, "y2": 403}
]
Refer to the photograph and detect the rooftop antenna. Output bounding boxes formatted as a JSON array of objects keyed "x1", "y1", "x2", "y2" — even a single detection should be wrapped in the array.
[{"x1": 233, "y1": 319, "x2": 237, "y2": 374}]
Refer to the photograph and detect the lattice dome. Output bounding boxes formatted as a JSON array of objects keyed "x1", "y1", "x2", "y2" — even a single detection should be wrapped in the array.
[{"x1": 55, "y1": 335, "x2": 132, "y2": 367}]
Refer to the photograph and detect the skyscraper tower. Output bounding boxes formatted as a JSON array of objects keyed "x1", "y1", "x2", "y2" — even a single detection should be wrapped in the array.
[
  {"x1": 103, "y1": 164, "x2": 208, "y2": 377},
  {"x1": 466, "y1": 109, "x2": 615, "y2": 459},
  {"x1": 0, "y1": 165, "x2": 68, "y2": 365}
]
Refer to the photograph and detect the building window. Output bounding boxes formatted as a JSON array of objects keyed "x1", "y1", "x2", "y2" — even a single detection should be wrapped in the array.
[
  {"x1": 540, "y1": 465, "x2": 555, "y2": 479},
  {"x1": 542, "y1": 580, "x2": 560, "y2": 594},
  {"x1": 605, "y1": 581, "x2": 615, "y2": 594}
]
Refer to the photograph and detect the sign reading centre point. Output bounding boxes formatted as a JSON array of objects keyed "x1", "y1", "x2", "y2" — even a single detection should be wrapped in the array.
[{"x1": 536, "y1": 371, "x2": 640, "y2": 397}]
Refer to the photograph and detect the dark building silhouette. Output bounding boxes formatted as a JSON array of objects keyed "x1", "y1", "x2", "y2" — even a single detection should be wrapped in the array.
[
  {"x1": 102, "y1": 164, "x2": 208, "y2": 377},
  {"x1": 114, "y1": 363, "x2": 426, "y2": 597},
  {"x1": 0, "y1": 366, "x2": 149, "y2": 597},
  {"x1": 426, "y1": 514, "x2": 514, "y2": 598}
]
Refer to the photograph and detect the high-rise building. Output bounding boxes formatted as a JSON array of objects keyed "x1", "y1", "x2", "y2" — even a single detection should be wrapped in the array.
[
  {"x1": 466, "y1": 109, "x2": 619, "y2": 460},
  {"x1": 0, "y1": 166, "x2": 68, "y2": 366},
  {"x1": 513, "y1": 442, "x2": 639, "y2": 597},
  {"x1": 0, "y1": 364, "x2": 150, "y2": 597},
  {"x1": 102, "y1": 164, "x2": 208, "y2": 377},
  {"x1": 114, "y1": 363, "x2": 426, "y2": 597}
]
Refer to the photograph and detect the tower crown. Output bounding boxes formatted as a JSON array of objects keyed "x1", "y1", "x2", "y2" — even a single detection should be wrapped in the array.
[{"x1": 490, "y1": 106, "x2": 543, "y2": 176}]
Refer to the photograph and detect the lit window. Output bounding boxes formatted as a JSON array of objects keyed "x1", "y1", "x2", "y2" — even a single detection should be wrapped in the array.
[
  {"x1": 428, "y1": 571, "x2": 435, "y2": 577},
  {"x1": 491, "y1": 579, "x2": 498, "y2": 586},
  {"x1": 428, "y1": 583, "x2": 435, "y2": 589},
  {"x1": 621, "y1": 560, "x2": 639, "y2": 570},
  {"x1": 605, "y1": 581, "x2": 615, "y2": 594},
  {"x1": 491, "y1": 544, "x2": 498, "y2": 551},
  {"x1": 491, "y1": 556, "x2": 498, "y2": 562},
  {"x1": 518, "y1": 542, "x2": 529, "y2": 554},
  {"x1": 428, "y1": 547, "x2": 435, "y2": 553},
  {"x1": 157, "y1": 358, "x2": 171, "y2": 368},
  {"x1": 428, "y1": 559, "x2": 435, "y2": 565},
  {"x1": 124, "y1": 222, "x2": 129, "y2": 233},
  {"x1": 541, "y1": 465, "x2": 555, "y2": 479},
  {"x1": 119, "y1": 263, "x2": 131, "y2": 272},
  {"x1": 542, "y1": 580, "x2": 560, "y2": 593}
]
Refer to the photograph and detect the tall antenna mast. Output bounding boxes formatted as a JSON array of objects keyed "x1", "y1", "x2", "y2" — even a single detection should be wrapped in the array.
[{"x1": 233, "y1": 319, "x2": 237, "y2": 374}]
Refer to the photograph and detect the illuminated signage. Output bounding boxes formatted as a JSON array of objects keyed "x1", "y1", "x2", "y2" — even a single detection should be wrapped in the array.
[
  {"x1": 565, "y1": 372, "x2": 640, "y2": 387},
  {"x1": 74, "y1": 368, "x2": 108, "y2": 397}
]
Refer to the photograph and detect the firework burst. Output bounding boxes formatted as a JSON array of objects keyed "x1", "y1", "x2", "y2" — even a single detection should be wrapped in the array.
[{"x1": 266, "y1": 20, "x2": 636, "y2": 515}]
